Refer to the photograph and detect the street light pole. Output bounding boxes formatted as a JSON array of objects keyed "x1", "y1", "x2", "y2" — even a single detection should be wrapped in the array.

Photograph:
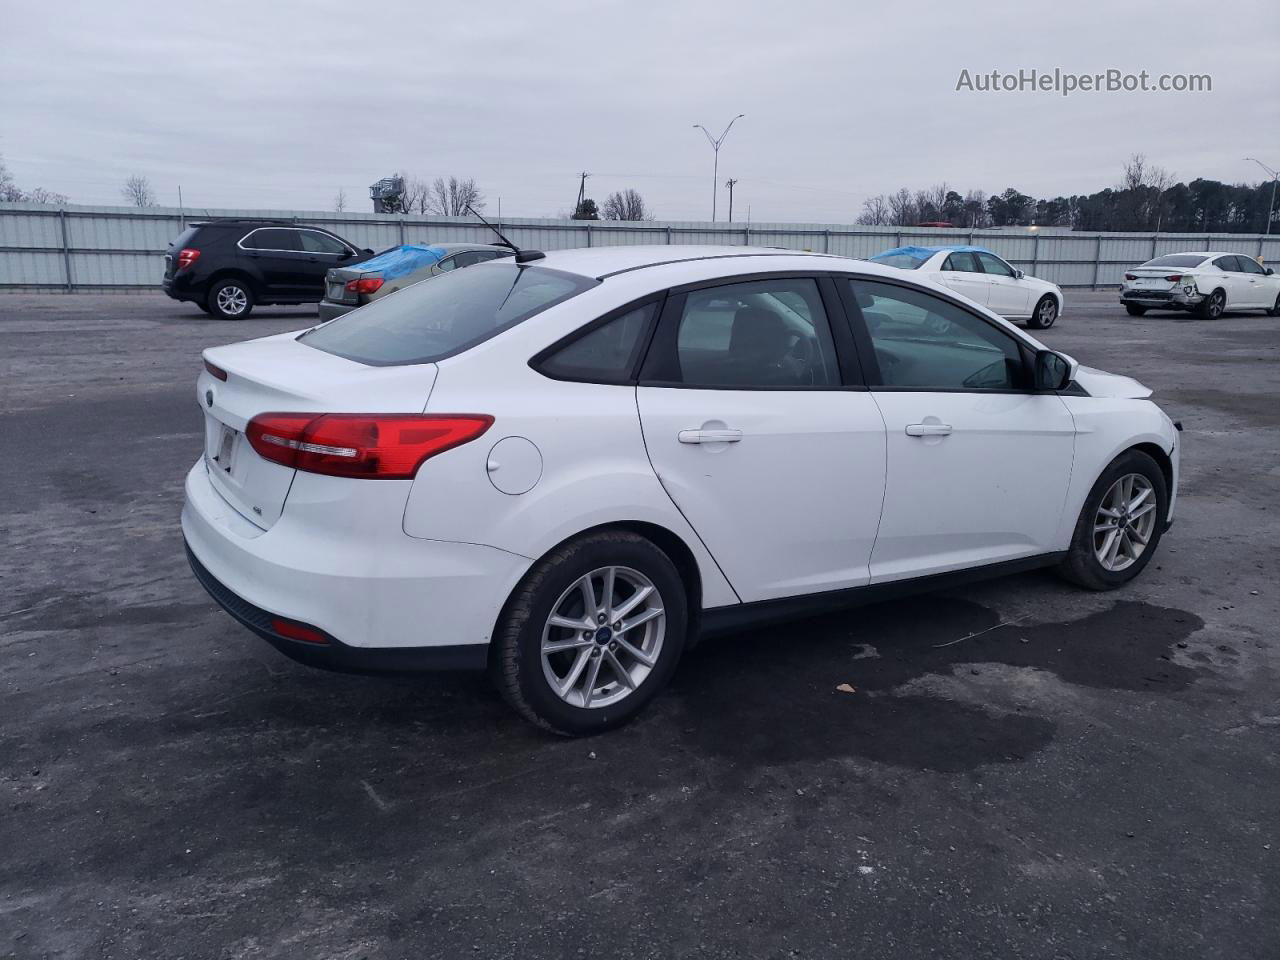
[
  {"x1": 693, "y1": 114, "x2": 744, "y2": 222},
  {"x1": 725, "y1": 178, "x2": 738, "y2": 222},
  {"x1": 1245, "y1": 158, "x2": 1278, "y2": 235}
]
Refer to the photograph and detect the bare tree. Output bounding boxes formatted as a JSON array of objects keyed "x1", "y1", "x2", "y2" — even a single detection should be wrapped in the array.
[
  {"x1": 121, "y1": 175, "x2": 156, "y2": 207},
  {"x1": 602, "y1": 189, "x2": 650, "y2": 221},
  {"x1": 427, "y1": 176, "x2": 484, "y2": 217},
  {"x1": 333, "y1": 187, "x2": 347, "y2": 212},
  {"x1": 886, "y1": 188, "x2": 916, "y2": 226},
  {"x1": 400, "y1": 175, "x2": 431, "y2": 214},
  {"x1": 26, "y1": 186, "x2": 67, "y2": 205},
  {"x1": 856, "y1": 194, "x2": 891, "y2": 226},
  {"x1": 963, "y1": 189, "x2": 988, "y2": 228},
  {"x1": 1122, "y1": 153, "x2": 1149, "y2": 191}
]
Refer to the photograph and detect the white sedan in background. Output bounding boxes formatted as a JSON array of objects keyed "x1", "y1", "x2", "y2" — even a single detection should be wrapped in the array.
[
  {"x1": 1119, "y1": 251, "x2": 1280, "y2": 318},
  {"x1": 868, "y1": 244, "x2": 1064, "y2": 329},
  {"x1": 184, "y1": 245, "x2": 1178, "y2": 735}
]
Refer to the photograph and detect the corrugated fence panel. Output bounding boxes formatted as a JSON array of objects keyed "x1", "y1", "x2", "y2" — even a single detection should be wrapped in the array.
[{"x1": 1, "y1": 201, "x2": 1275, "y2": 289}]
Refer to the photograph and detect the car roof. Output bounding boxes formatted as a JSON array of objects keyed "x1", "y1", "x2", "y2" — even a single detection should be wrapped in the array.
[
  {"x1": 532, "y1": 244, "x2": 849, "y2": 281},
  {"x1": 872, "y1": 244, "x2": 995, "y2": 259},
  {"x1": 1147, "y1": 251, "x2": 1243, "y2": 259}
]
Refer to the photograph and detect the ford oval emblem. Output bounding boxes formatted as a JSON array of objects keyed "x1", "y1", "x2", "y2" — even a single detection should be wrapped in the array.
[{"x1": 205, "y1": 389, "x2": 214, "y2": 408}]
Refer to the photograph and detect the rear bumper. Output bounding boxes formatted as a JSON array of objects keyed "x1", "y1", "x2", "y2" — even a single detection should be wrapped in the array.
[
  {"x1": 161, "y1": 273, "x2": 202, "y2": 303},
  {"x1": 185, "y1": 543, "x2": 487, "y2": 672},
  {"x1": 1120, "y1": 288, "x2": 1203, "y2": 308},
  {"x1": 317, "y1": 299, "x2": 357, "y2": 323},
  {"x1": 181, "y1": 460, "x2": 530, "y2": 668}
]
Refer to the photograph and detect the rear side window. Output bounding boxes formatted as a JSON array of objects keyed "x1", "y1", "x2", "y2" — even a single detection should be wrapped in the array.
[
  {"x1": 300, "y1": 263, "x2": 597, "y2": 366},
  {"x1": 537, "y1": 301, "x2": 658, "y2": 383},
  {"x1": 242, "y1": 228, "x2": 299, "y2": 251}
]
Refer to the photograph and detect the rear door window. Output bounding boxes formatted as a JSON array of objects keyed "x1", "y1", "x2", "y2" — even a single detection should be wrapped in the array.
[
  {"x1": 943, "y1": 251, "x2": 982, "y2": 273},
  {"x1": 300, "y1": 263, "x2": 598, "y2": 365},
  {"x1": 1213, "y1": 256, "x2": 1242, "y2": 272}
]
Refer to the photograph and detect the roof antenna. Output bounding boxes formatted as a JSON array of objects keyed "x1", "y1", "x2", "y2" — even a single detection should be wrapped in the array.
[{"x1": 466, "y1": 205, "x2": 544, "y2": 263}]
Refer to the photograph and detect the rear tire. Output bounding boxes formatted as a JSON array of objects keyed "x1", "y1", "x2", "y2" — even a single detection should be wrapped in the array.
[
  {"x1": 1197, "y1": 288, "x2": 1225, "y2": 320},
  {"x1": 1124, "y1": 304, "x2": 1147, "y2": 317},
  {"x1": 1058, "y1": 449, "x2": 1168, "y2": 591},
  {"x1": 1027, "y1": 295, "x2": 1058, "y2": 329},
  {"x1": 208, "y1": 279, "x2": 254, "y2": 320},
  {"x1": 492, "y1": 530, "x2": 688, "y2": 736}
]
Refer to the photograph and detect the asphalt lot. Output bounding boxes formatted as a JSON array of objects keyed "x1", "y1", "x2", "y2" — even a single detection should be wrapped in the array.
[{"x1": 1, "y1": 289, "x2": 1277, "y2": 959}]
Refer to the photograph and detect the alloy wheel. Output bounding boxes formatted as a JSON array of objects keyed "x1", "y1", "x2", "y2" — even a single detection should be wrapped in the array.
[
  {"x1": 1038, "y1": 298, "x2": 1057, "y2": 327},
  {"x1": 540, "y1": 565, "x2": 665, "y2": 709},
  {"x1": 1206, "y1": 290, "x2": 1225, "y2": 319},
  {"x1": 216, "y1": 285, "x2": 248, "y2": 316},
  {"x1": 1093, "y1": 473, "x2": 1158, "y2": 572}
]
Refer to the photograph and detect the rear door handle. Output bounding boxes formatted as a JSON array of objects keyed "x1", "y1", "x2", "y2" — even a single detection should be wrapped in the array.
[
  {"x1": 905, "y1": 423, "x2": 952, "y2": 437},
  {"x1": 678, "y1": 428, "x2": 743, "y2": 444}
]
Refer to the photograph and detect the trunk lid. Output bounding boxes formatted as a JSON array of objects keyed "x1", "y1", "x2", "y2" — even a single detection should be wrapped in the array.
[
  {"x1": 1126, "y1": 267, "x2": 1193, "y2": 292},
  {"x1": 198, "y1": 331, "x2": 438, "y2": 529},
  {"x1": 324, "y1": 265, "x2": 380, "y2": 305}
]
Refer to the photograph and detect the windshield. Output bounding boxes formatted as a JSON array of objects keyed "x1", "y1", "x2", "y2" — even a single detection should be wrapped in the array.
[
  {"x1": 300, "y1": 263, "x2": 598, "y2": 366},
  {"x1": 869, "y1": 252, "x2": 929, "y2": 270},
  {"x1": 1141, "y1": 254, "x2": 1209, "y2": 268}
]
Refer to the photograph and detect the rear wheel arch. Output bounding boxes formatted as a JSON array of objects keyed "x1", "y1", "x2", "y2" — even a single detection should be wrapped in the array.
[
  {"x1": 490, "y1": 520, "x2": 704, "y2": 662},
  {"x1": 204, "y1": 268, "x2": 259, "y2": 298}
]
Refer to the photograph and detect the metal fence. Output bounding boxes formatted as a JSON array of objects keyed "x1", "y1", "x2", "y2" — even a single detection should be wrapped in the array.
[{"x1": 2, "y1": 201, "x2": 1278, "y2": 292}]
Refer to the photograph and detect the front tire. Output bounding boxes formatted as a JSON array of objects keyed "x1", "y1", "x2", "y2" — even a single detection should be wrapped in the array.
[
  {"x1": 1058, "y1": 449, "x2": 1168, "y2": 591},
  {"x1": 492, "y1": 530, "x2": 688, "y2": 736},
  {"x1": 208, "y1": 279, "x2": 254, "y2": 320},
  {"x1": 1124, "y1": 304, "x2": 1147, "y2": 317},
  {"x1": 1027, "y1": 295, "x2": 1058, "y2": 329},
  {"x1": 1268, "y1": 293, "x2": 1280, "y2": 317},
  {"x1": 1197, "y1": 288, "x2": 1225, "y2": 320}
]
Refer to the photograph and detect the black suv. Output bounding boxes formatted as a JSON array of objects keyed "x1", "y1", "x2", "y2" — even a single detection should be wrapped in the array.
[{"x1": 161, "y1": 220, "x2": 374, "y2": 319}]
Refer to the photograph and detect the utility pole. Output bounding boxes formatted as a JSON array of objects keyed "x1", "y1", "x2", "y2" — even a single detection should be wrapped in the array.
[
  {"x1": 1245, "y1": 158, "x2": 1278, "y2": 235},
  {"x1": 693, "y1": 114, "x2": 745, "y2": 222},
  {"x1": 575, "y1": 172, "x2": 591, "y2": 215},
  {"x1": 725, "y1": 179, "x2": 738, "y2": 222}
]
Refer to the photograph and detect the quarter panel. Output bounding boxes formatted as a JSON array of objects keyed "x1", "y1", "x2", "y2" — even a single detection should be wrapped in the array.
[{"x1": 402, "y1": 362, "x2": 740, "y2": 609}]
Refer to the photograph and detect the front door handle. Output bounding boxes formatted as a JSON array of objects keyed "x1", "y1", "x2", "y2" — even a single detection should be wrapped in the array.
[
  {"x1": 905, "y1": 423, "x2": 953, "y2": 437},
  {"x1": 678, "y1": 428, "x2": 743, "y2": 444}
]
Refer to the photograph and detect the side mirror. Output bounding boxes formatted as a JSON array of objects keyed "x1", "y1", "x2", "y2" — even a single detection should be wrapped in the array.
[
  {"x1": 1035, "y1": 349, "x2": 1078, "y2": 391},
  {"x1": 1267, "y1": 267, "x2": 1275, "y2": 276},
  {"x1": 1013, "y1": 269, "x2": 1025, "y2": 280},
  {"x1": 363, "y1": 248, "x2": 375, "y2": 256}
]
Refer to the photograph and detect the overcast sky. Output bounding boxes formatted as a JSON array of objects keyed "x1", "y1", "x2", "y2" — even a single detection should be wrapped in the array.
[{"x1": 2, "y1": 0, "x2": 1277, "y2": 222}]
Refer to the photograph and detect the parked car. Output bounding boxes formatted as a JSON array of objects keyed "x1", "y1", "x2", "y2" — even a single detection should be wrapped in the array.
[
  {"x1": 868, "y1": 244, "x2": 1064, "y2": 329},
  {"x1": 318, "y1": 242, "x2": 513, "y2": 322},
  {"x1": 184, "y1": 245, "x2": 1180, "y2": 735},
  {"x1": 1119, "y1": 252, "x2": 1280, "y2": 318},
  {"x1": 162, "y1": 219, "x2": 374, "y2": 320}
]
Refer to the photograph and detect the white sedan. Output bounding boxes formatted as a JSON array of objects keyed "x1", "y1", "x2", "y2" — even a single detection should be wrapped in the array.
[
  {"x1": 1120, "y1": 251, "x2": 1280, "y2": 318},
  {"x1": 868, "y1": 244, "x2": 1064, "y2": 329},
  {"x1": 183, "y1": 245, "x2": 1179, "y2": 734}
]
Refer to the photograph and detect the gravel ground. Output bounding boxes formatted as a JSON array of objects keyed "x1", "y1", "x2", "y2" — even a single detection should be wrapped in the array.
[{"x1": 1, "y1": 290, "x2": 1276, "y2": 959}]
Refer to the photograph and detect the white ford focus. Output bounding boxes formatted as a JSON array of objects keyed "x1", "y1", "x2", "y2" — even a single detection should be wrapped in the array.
[{"x1": 183, "y1": 245, "x2": 1180, "y2": 734}]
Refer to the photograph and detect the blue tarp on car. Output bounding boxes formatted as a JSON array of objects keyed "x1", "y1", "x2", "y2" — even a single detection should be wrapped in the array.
[
  {"x1": 357, "y1": 244, "x2": 448, "y2": 280},
  {"x1": 870, "y1": 244, "x2": 994, "y2": 262}
]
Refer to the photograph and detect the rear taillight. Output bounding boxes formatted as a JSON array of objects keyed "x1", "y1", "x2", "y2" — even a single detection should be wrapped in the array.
[
  {"x1": 245, "y1": 413, "x2": 493, "y2": 480},
  {"x1": 177, "y1": 247, "x2": 200, "y2": 271},
  {"x1": 204, "y1": 359, "x2": 228, "y2": 381},
  {"x1": 1124, "y1": 273, "x2": 1137, "y2": 281},
  {"x1": 345, "y1": 277, "x2": 384, "y2": 295},
  {"x1": 1164, "y1": 274, "x2": 1183, "y2": 282}
]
